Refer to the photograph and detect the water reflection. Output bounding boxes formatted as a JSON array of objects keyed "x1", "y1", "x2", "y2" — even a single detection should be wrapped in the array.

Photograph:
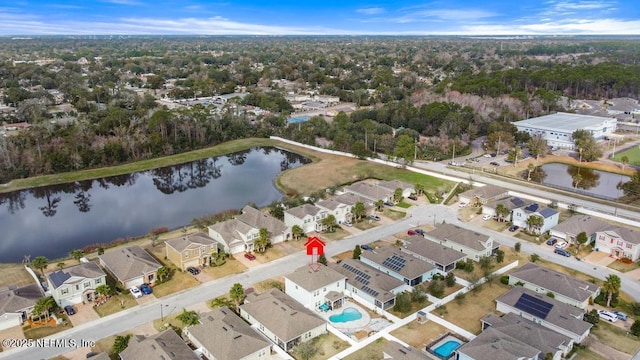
[{"x1": 567, "y1": 166, "x2": 600, "y2": 190}]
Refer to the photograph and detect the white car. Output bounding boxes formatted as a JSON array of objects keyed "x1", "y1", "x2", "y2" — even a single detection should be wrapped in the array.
[
  {"x1": 458, "y1": 202, "x2": 467, "y2": 208},
  {"x1": 483, "y1": 154, "x2": 492, "y2": 158},
  {"x1": 344, "y1": 220, "x2": 353, "y2": 227},
  {"x1": 482, "y1": 214, "x2": 492, "y2": 221},
  {"x1": 555, "y1": 241, "x2": 568, "y2": 249},
  {"x1": 129, "y1": 287, "x2": 142, "y2": 299},
  {"x1": 598, "y1": 310, "x2": 619, "y2": 322}
]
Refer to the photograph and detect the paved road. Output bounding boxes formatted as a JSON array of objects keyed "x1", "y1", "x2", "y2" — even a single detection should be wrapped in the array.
[{"x1": 2, "y1": 204, "x2": 638, "y2": 359}]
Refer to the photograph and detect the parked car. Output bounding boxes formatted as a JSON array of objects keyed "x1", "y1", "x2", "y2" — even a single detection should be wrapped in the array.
[
  {"x1": 613, "y1": 311, "x2": 628, "y2": 321},
  {"x1": 555, "y1": 241, "x2": 568, "y2": 249},
  {"x1": 407, "y1": 230, "x2": 417, "y2": 236},
  {"x1": 186, "y1": 266, "x2": 200, "y2": 275},
  {"x1": 408, "y1": 194, "x2": 418, "y2": 201},
  {"x1": 64, "y1": 305, "x2": 75, "y2": 315},
  {"x1": 482, "y1": 214, "x2": 492, "y2": 221},
  {"x1": 129, "y1": 286, "x2": 142, "y2": 299},
  {"x1": 508, "y1": 225, "x2": 519, "y2": 232},
  {"x1": 361, "y1": 244, "x2": 373, "y2": 251},
  {"x1": 344, "y1": 220, "x2": 353, "y2": 227},
  {"x1": 554, "y1": 248, "x2": 571, "y2": 257},
  {"x1": 369, "y1": 214, "x2": 381, "y2": 221},
  {"x1": 384, "y1": 201, "x2": 394, "y2": 206},
  {"x1": 598, "y1": 310, "x2": 619, "y2": 322},
  {"x1": 140, "y1": 283, "x2": 153, "y2": 295},
  {"x1": 244, "y1": 253, "x2": 256, "y2": 260},
  {"x1": 414, "y1": 229, "x2": 426, "y2": 236},
  {"x1": 458, "y1": 202, "x2": 467, "y2": 208},
  {"x1": 483, "y1": 153, "x2": 492, "y2": 158},
  {"x1": 546, "y1": 238, "x2": 558, "y2": 246},
  {"x1": 490, "y1": 161, "x2": 500, "y2": 166}
]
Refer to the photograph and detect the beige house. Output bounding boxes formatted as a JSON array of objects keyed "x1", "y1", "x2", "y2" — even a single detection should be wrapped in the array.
[
  {"x1": 120, "y1": 328, "x2": 199, "y2": 360},
  {"x1": 316, "y1": 197, "x2": 353, "y2": 224},
  {"x1": 46, "y1": 261, "x2": 106, "y2": 307},
  {"x1": 165, "y1": 233, "x2": 218, "y2": 271},
  {"x1": 458, "y1": 184, "x2": 509, "y2": 206},
  {"x1": 99, "y1": 246, "x2": 162, "y2": 289},
  {"x1": 236, "y1": 205, "x2": 291, "y2": 244},
  {"x1": 424, "y1": 223, "x2": 499, "y2": 261}
]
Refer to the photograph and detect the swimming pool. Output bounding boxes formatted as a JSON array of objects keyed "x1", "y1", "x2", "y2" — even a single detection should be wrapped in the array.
[
  {"x1": 329, "y1": 307, "x2": 362, "y2": 323},
  {"x1": 433, "y1": 340, "x2": 461, "y2": 358},
  {"x1": 287, "y1": 116, "x2": 310, "y2": 124}
]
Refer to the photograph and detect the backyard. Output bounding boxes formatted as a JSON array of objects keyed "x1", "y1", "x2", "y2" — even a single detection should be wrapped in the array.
[
  {"x1": 343, "y1": 338, "x2": 388, "y2": 360},
  {"x1": 292, "y1": 333, "x2": 350, "y2": 360},
  {"x1": 591, "y1": 321, "x2": 640, "y2": 355},
  {"x1": 391, "y1": 319, "x2": 449, "y2": 348}
]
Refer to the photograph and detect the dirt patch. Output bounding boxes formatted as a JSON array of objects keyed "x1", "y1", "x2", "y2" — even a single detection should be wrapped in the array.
[
  {"x1": 441, "y1": 282, "x2": 512, "y2": 334},
  {"x1": 343, "y1": 338, "x2": 388, "y2": 360},
  {"x1": 0, "y1": 264, "x2": 35, "y2": 288},
  {"x1": 391, "y1": 320, "x2": 449, "y2": 348},
  {"x1": 0, "y1": 325, "x2": 26, "y2": 351}
]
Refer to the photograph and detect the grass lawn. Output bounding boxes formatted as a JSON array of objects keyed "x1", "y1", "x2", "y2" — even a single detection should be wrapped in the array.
[
  {"x1": 23, "y1": 320, "x2": 73, "y2": 339},
  {"x1": 441, "y1": 282, "x2": 512, "y2": 334},
  {"x1": 383, "y1": 209, "x2": 407, "y2": 220},
  {"x1": 391, "y1": 320, "x2": 449, "y2": 348},
  {"x1": 152, "y1": 311, "x2": 183, "y2": 332},
  {"x1": 252, "y1": 278, "x2": 285, "y2": 292},
  {"x1": 255, "y1": 246, "x2": 288, "y2": 262},
  {"x1": 152, "y1": 271, "x2": 199, "y2": 297},
  {"x1": 0, "y1": 264, "x2": 34, "y2": 288},
  {"x1": 203, "y1": 258, "x2": 247, "y2": 279},
  {"x1": 396, "y1": 201, "x2": 411, "y2": 208},
  {"x1": 354, "y1": 220, "x2": 377, "y2": 231},
  {"x1": 92, "y1": 335, "x2": 117, "y2": 356},
  {"x1": 514, "y1": 231, "x2": 547, "y2": 245},
  {"x1": 608, "y1": 258, "x2": 640, "y2": 273},
  {"x1": 574, "y1": 347, "x2": 607, "y2": 360},
  {"x1": 292, "y1": 333, "x2": 350, "y2": 360},
  {"x1": 343, "y1": 338, "x2": 388, "y2": 360},
  {"x1": 612, "y1": 145, "x2": 640, "y2": 166},
  {"x1": 318, "y1": 228, "x2": 350, "y2": 242},
  {"x1": 591, "y1": 322, "x2": 640, "y2": 355},
  {"x1": 481, "y1": 219, "x2": 509, "y2": 232},
  {"x1": 93, "y1": 294, "x2": 138, "y2": 317}
]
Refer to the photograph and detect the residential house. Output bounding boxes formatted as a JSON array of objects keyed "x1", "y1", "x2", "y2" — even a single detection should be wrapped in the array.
[
  {"x1": 329, "y1": 258, "x2": 407, "y2": 310},
  {"x1": 482, "y1": 196, "x2": 530, "y2": 221},
  {"x1": 458, "y1": 185, "x2": 509, "y2": 207},
  {"x1": 343, "y1": 181, "x2": 393, "y2": 203},
  {"x1": 550, "y1": 215, "x2": 610, "y2": 244},
  {"x1": 360, "y1": 247, "x2": 437, "y2": 286},
  {"x1": 495, "y1": 287, "x2": 592, "y2": 343},
  {"x1": 165, "y1": 233, "x2": 218, "y2": 271},
  {"x1": 99, "y1": 246, "x2": 162, "y2": 289},
  {"x1": 480, "y1": 312, "x2": 573, "y2": 360},
  {"x1": 402, "y1": 235, "x2": 466, "y2": 272},
  {"x1": 512, "y1": 203, "x2": 559, "y2": 234},
  {"x1": 46, "y1": 261, "x2": 106, "y2": 307},
  {"x1": 456, "y1": 326, "x2": 540, "y2": 360},
  {"x1": 208, "y1": 219, "x2": 258, "y2": 254},
  {"x1": 119, "y1": 328, "x2": 199, "y2": 360},
  {"x1": 285, "y1": 264, "x2": 347, "y2": 310},
  {"x1": 377, "y1": 180, "x2": 415, "y2": 199},
  {"x1": 508, "y1": 263, "x2": 600, "y2": 309},
  {"x1": 383, "y1": 341, "x2": 430, "y2": 360},
  {"x1": 236, "y1": 205, "x2": 291, "y2": 244},
  {"x1": 424, "y1": 223, "x2": 499, "y2": 261},
  {"x1": 332, "y1": 192, "x2": 373, "y2": 216},
  {"x1": 595, "y1": 226, "x2": 640, "y2": 261},
  {"x1": 0, "y1": 284, "x2": 43, "y2": 331},
  {"x1": 316, "y1": 197, "x2": 352, "y2": 224},
  {"x1": 240, "y1": 288, "x2": 327, "y2": 351},
  {"x1": 284, "y1": 204, "x2": 328, "y2": 233},
  {"x1": 184, "y1": 307, "x2": 271, "y2": 360}
]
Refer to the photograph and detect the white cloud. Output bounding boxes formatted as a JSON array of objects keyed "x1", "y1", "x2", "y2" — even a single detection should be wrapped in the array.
[{"x1": 356, "y1": 7, "x2": 385, "y2": 15}]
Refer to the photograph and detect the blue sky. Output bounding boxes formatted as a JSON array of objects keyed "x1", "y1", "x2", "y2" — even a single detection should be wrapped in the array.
[{"x1": 1, "y1": 0, "x2": 639, "y2": 35}]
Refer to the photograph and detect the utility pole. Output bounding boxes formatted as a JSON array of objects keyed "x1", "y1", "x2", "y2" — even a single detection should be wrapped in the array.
[
  {"x1": 365, "y1": 129, "x2": 368, "y2": 151},
  {"x1": 497, "y1": 136, "x2": 502, "y2": 156},
  {"x1": 451, "y1": 142, "x2": 456, "y2": 164},
  {"x1": 414, "y1": 137, "x2": 418, "y2": 160}
]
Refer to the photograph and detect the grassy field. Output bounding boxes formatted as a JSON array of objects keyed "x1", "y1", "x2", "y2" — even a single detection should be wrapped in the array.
[
  {"x1": 441, "y1": 281, "x2": 512, "y2": 334},
  {"x1": 343, "y1": 338, "x2": 387, "y2": 360},
  {"x1": 391, "y1": 320, "x2": 449, "y2": 348},
  {"x1": 93, "y1": 294, "x2": 138, "y2": 317},
  {"x1": 612, "y1": 146, "x2": 640, "y2": 166},
  {"x1": 292, "y1": 333, "x2": 350, "y2": 360},
  {"x1": 591, "y1": 322, "x2": 640, "y2": 355}
]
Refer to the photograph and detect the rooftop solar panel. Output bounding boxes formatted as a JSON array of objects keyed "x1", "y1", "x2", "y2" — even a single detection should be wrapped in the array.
[
  {"x1": 514, "y1": 293, "x2": 553, "y2": 319},
  {"x1": 524, "y1": 203, "x2": 539, "y2": 212}
]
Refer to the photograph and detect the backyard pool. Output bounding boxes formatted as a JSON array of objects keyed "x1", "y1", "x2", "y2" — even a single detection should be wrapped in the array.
[
  {"x1": 329, "y1": 307, "x2": 362, "y2": 323},
  {"x1": 433, "y1": 340, "x2": 461, "y2": 358}
]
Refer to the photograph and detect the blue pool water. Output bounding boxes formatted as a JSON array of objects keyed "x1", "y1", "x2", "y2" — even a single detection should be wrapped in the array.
[
  {"x1": 288, "y1": 116, "x2": 310, "y2": 124},
  {"x1": 433, "y1": 340, "x2": 461, "y2": 358},
  {"x1": 329, "y1": 308, "x2": 362, "y2": 323}
]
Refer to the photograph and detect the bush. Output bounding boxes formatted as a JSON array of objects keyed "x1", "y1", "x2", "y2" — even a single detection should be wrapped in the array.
[
  {"x1": 515, "y1": 242, "x2": 521, "y2": 252},
  {"x1": 427, "y1": 280, "x2": 445, "y2": 298},
  {"x1": 584, "y1": 309, "x2": 600, "y2": 325},
  {"x1": 149, "y1": 226, "x2": 169, "y2": 235},
  {"x1": 631, "y1": 320, "x2": 640, "y2": 337},
  {"x1": 445, "y1": 272, "x2": 456, "y2": 287},
  {"x1": 500, "y1": 275, "x2": 509, "y2": 285},
  {"x1": 393, "y1": 292, "x2": 412, "y2": 313},
  {"x1": 432, "y1": 273, "x2": 445, "y2": 281}
]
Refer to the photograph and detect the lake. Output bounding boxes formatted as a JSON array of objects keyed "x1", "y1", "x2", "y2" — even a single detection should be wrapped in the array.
[
  {"x1": 0, "y1": 147, "x2": 309, "y2": 263},
  {"x1": 531, "y1": 162, "x2": 630, "y2": 200}
]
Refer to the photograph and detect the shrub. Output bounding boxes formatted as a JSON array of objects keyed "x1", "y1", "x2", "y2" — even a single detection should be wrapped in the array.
[
  {"x1": 584, "y1": 309, "x2": 600, "y2": 325},
  {"x1": 500, "y1": 275, "x2": 509, "y2": 285},
  {"x1": 432, "y1": 273, "x2": 445, "y2": 281},
  {"x1": 515, "y1": 242, "x2": 521, "y2": 252},
  {"x1": 149, "y1": 226, "x2": 169, "y2": 235},
  {"x1": 546, "y1": 292, "x2": 555, "y2": 298},
  {"x1": 393, "y1": 292, "x2": 412, "y2": 313},
  {"x1": 445, "y1": 272, "x2": 456, "y2": 287},
  {"x1": 427, "y1": 280, "x2": 445, "y2": 298}
]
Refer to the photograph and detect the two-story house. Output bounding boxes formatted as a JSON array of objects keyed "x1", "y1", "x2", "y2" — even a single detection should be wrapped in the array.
[
  {"x1": 208, "y1": 219, "x2": 258, "y2": 254},
  {"x1": 46, "y1": 262, "x2": 106, "y2": 307},
  {"x1": 595, "y1": 226, "x2": 640, "y2": 261},
  {"x1": 285, "y1": 264, "x2": 347, "y2": 311},
  {"x1": 512, "y1": 203, "x2": 559, "y2": 235},
  {"x1": 165, "y1": 233, "x2": 218, "y2": 271},
  {"x1": 458, "y1": 184, "x2": 509, "y2": 207},
  {"x1": 360, "y1": 247, "x2": 437, "y2": 286},
  {"x1": 99, "y1": 246, "x2": 162, "y2": 289},
  {"x1": 236, "y1": 205, "x2": 290, "y2": 244},
  {"x1": 424, "y1": 223, "x2": 499, "y2": 261},
  {"x1": 315, "y1": 198, "x2": 352, "y2": 224},
  {"x1": 284, "y1": 204, "x2": 328, "y2": 233},
  {"x1": 550, "y1": 215, "x2": 610, "y2": 245}
]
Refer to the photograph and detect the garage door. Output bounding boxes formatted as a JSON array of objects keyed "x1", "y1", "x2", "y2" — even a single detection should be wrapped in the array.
[
  {"x1": 125, "y1": 277, "x2": 144, "y2": 289},
  {"x1": 60, "y1": 294, "x2": 82, "y2": 308},
  {"x1": 183, "y1": 258, "x2": 200, "y2": 270},
  {"x1": 230, "y1": 243, "x2": 245, "y2": 254}
]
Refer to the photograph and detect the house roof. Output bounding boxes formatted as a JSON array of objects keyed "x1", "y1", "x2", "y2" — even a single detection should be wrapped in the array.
[
  {"x1": 344, "y1": 182, "x2": 391, "y2": 201},
  {"x1": 458, "y1": 185, "x2": 508, "y2": 201},
  {"x1": 237, "y1": 205, "x2": 288, "y2": 235},
  {"x1": 120, "y1": 328, "x2": 199, "y2": 360},
  {"x1": 551, "y1": 215, "x2": 610, "y2": 236},
  {"x1": 496, "y1": 287, "x2": 592, "y2": 337},
  {"x1": 456, "y1": 326, "x2": 540, "y2": 360},
  {"x1": 286, "y1": 204, "x2": 324, "y2": 219},
  {"x1": 241, "y1": 289, "x2": 326, "y2": 342},
  {"x1": 187, "y1": 307, "x2": 270, "y2": 360},
  {"x1": 329, "y1": 259, "x2": 403, "y2": 303},
  {"x1": 98, "y1": 246, "x2": 162, "y2": 283},
  {"x1": 333, "y1": 193, "x2": 373, "y2": 208},
  {"x1": 539, "y1": 207, "x2": 559, "y2": 218},
  {"x1": 510, "y1": 263, "x2": 599, "y2": 303},
  {"x1": 46, "y1": 261, "x2": 106, "y2": 289},
  {"x1": 482, "y1": 312, "x2": 571, "y2": 356},
  {"x1": 402, "y1": 236, "x2": 466, "y2": 266},
  {"x1": 165, "y1": 232, "x2": 216, "y2": 253},
  {"x1": 383, "y1": 341, "x2": 430, "y2": 360},
  {"x1": 485, "y1": 196, "x2": 530, "y2": 211},
  {"x1": 360, "y1": 247, "x2": 435, "y2": 280},
  {"x1": 316, "y1": 198, "x2": 346, "y2": 211},
  {"x1": 83, "y1": 353, "x2": 110, "y2": 360},
  {"x1": 0, "y1": 284, "x2": 43, "y2": 314},
  {"x1": 600, "y1": 225, "x2": 640, "y2": 245},
  {"x1": 425, "y1": 223, "x2": 492, "y2": 251},
  {"x1": 208, "y1": 219, "x2": 254, "y2": 247},
  {"x1": 377, "y1": 180, "x2": 414, "y2": 192},
  {"x1": 286, "y1": 264, "x2": 346, "y2": 292}
]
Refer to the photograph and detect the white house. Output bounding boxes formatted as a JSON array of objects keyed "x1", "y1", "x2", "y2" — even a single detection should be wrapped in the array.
[
  {"x1": 482, "y1": 196, "x2": 530, "y2": 221},
  {"x1": 46, "y1": 262, "x2": 106, "y2": 307},
  {"x1": 236, "y1": 205, "x2": 290, "y2": 244},
  {"x1": 595, "y1": 226, "x2": 640, "y2": 262},
  {"x1": 424, "y1": 223, "x2": 499, "y2": 261},
  {"x1": 316, "y1": 198, "x2": 352, "y2": 224},
  {"x1": 284, "y1": 204, "x2": 328, "y2": 233},
  {"x1": 511, "y1": 203, "x2": 559, "y2": 234},
  {"x1": 550, "y1": 215, "x2": 610, "y2": 245},
  {"x1": 0, "y1": 284, "x2": 43, "y2": 331},
  {"x1": 285, "y1": 264, "x2": 347, "y2": 311}
]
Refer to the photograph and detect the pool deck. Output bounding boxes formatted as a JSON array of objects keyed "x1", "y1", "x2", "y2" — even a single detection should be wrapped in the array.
[{"x1": 318, "y1": 300, "x2": 371, "y2": 330}]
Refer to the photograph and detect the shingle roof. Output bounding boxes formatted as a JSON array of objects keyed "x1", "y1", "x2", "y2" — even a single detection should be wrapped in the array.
[
  {"x1": 383, "y1": 341, "x2": 430, "y2": 360},
  {"x1": 316, "y1": 198, "x2": 345, "y2": 211},
  {"x1": 120, "y1": 328, "x2": 199, "y2": 360},
  {"x1": 286, "y1": 204, "x2": 324, "y2": 219},
  {"x1": 551, "y1": 215, "x2": 610, "y2": 236},
  {"x1": 46, "y1": 261, "x2": 106, "y2": 289},
  {"x1": 286, "y1": 264, "x2": 346, "y2": 292},
  {"x1": 510, "y1": 263, "x2": 599, "y2": 303},
  {"x1": 237, "y1": 205, "x2": 288, "y2": 235},
  {"x1": 485, "y1": 196, "x2": 531, "y2": 211},
  {"x1": 426, "y1": 223, "x2": 492, "y2": 251},
  {"x1": 457, "y1": 326, "x2": 540, "y2": 360},
  {"x1": 165, "y1": 232, "x2": 216, "y2": 253},
  {"x1": 458, "y1": 185, "x2": 508, "y2": 201},
  {"x1": 403, "y1": 235, "x2": 467, "y2": 266},
  {"x1": 0, "y1": 284, "x2": 43, "y2": 314},
  {"x1": 361, "y1": 247, "x2": 434, "y2": 279},
  {"x1": 377, "y1": 180, "x2": 414, "y2": 192},
  {"x1": 601, "y1": 225, "x2": 640, "y2": 245},
  {"x1": 329, "y1": 259, "x2": 403, "y2": 303},
  {"x1": 344, "y1": 182, "x2": 392, "y2": 201},
  {"x1": 241, "y1": 289, "x2": 326, "y2": 342},
  {"x1": 208, "y1": 219, "x2": 254, "y2": 248},
  {"x1": 539, "y1": 207, "x2": 558, "y2": 218},
  {"x1": 187, "y1": 307, "x2": 270, "y2": 360},
  {"x1": 98, "y1": 246, "x2": 162, "y2": 283}
]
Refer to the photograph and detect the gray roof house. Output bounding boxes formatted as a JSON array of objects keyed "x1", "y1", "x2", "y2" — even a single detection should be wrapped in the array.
[
  {"x1": 99, "y1": 246, "x2": 162, "y2": 289},
  {"x1": 508, "y1": 263, "x2": 600, "y2": 309},
  {"x1": 481, "y1": 312, "x2": 573, "y2": 360},
  {"x1": 285, "y1": 264, "x2": 347, "y2": 310},
  {"x1": 343, "y1": 181, "x2": 393, "y2": 202},
  {"x1": 120, "y1": 328, "x2": 199, "y2": 360},
  {"x1": 512, "y1": 203, "x2": 559, "y2": 235},
  {"x1": 482, "y1": 196, "x2": 531, "y2": 221},
  {"x1": 384, "y1": 341, "x2": 430, "y2": 360},
  {"x1": 316, "y1": 197, "x2": 353, "y2": 224},
  {"x1": 549, "y1": 215, "x2": 610, "y2": 244},
  {"x1": 329, "y1": 258, "x2": 407, "y2": 310},
  {"x1": 208, "y1": 218, "x2": 257, "y2": 254},
  {"x1": 424, "y1": 224, "x2": 499, "y2": 261},
  {"x1": 360, "y1": 247, "x2": 437, "y2": 286},
  {"x1": 46, "y1": 261, "x2": 106, "y2": 307},
  {"x1": 402, "y1": 235, "x2": 466, "y2": 272},
  {"x1": 284, "y1": 203, "x2": 328, "y2": 233},
  {"x1": 377, "y1": 179, "x2": 415, "y2": 198},
  {"x1": 237, "y1": 205, "x2": 290, "y2": 244},
  {"x1": 0, "y1": 284, "x2": 43, "y2": 331},
  {"x1": 456, "y1": 326, "x2": 540, "y2": 360},
  {"x1": 240, "y1": 288, "x2": 327, "y2": 351},
  {"x1": 495, "y1": 287, "x2": 592, "y2": 343},
  {"x1": 458, "y1": 185, "x2": 509, "y2": 206},
  {"x1": 184, "y1": 307, "x2": 271, "y2": 360}
]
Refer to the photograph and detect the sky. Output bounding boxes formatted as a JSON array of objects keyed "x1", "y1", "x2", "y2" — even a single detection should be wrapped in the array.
[{"x1": 1, "y1": 0, "x2": 640, "y2": 35}]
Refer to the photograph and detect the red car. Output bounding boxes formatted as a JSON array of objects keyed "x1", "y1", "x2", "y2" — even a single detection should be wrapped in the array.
[
  {"x1": 244, "y1": 253, "x2": 256, "y2": 260},
  {"x1": 407, "y1": 230, "x2": 417, "y2": 236}
]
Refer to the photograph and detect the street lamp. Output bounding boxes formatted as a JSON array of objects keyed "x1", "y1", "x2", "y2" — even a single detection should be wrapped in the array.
[{"x1": 160, "y1": 304, "x2": 169, "y2": 322}]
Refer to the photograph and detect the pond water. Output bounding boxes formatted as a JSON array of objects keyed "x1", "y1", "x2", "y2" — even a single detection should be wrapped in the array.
[
  {"x1": 0, "y1": 147, "x2": 309, "y2": 263},
  {"x1": 530, "y1": 163, "x2": 630, "y2": 200}
]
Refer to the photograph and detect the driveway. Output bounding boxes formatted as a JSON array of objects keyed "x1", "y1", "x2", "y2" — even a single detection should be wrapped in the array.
[
  {"x1": 0, "y1": 325, "x2": 25, "y2": 351},
  {"x1": 67, "y1": 302, "x2": 100, "y2": 327},
  {"x1": 584, "y1": 251, "x2": 617, "y2": 267},
  {"x1": 136, "y1": 293, "x2": 157, "y2": 305}
]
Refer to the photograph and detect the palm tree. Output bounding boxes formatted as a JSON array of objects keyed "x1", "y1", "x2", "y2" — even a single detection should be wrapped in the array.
[
  {"x1": 56, "y1": 262, "x2": 65, "y2": 270},
  {"x1": 527, "y1": 163, "x2": 535, "y2": 181},
  {"x1": 32, "y1": 296, "x2": 57, "y2": 323},
  {"x1": 229, "y1": 283, "x2": 245, "y2": 311},
  {"x1": 176, "y1": 309, "x2": 200, "y2": 326},
  {"x1": 31, "y1": 256, "x2": 49, "y2": 276},
  {"x1": 375, "y1": 200, "x2": 384, "y2": 212},
  {"x1": 292, "y1": 225, "x2": 305, "y2": 241},
  {"x1": 414, "y1": 183, "x2": 424, "y2": 196},
  {"x1": 96, "y1": 284, "x2": 112, "y2": 297},
  {"x1": 393, "y1": 188, "x2": 403, "y2": 203},
  {"x1": 495, "y1": 204, "x2": 510, "y2": 222},
  {"x1": 321, "y1": 215, "x2": 337, "y2": 232},
  {"x1": 353, "y1": 202, "x2": 366, "y2": 222},
  {"x1": 210, "y1": 297, "x2": 234, "y2": 309},
  {"x1": 255, "y1": 228, "x2": 270, "y2": 253},
  {"x1": 156, "y1": 267, "x2": 172, "y2": 283},
  {"x1": 603, "y1": 274, "x2": 621, "y2": 307},
  {"x1": 69, "y1": 249, "x2": 84, "y2": 263},
  {"x1": 525, "y1": 215, "x2": 544, "y2": 234}
]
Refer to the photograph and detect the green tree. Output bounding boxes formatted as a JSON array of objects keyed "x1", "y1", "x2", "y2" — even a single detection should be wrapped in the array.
[
  {"x1": 527, "y1": 163, "x2": 536, "y2": 181},
  {"x1": 525, "y1": 215, "x2": 544, "y2": 234},
  {"x1": 445, "y1": 272, "x2": 456, "y2": 287},
  {"x1": 375, "y1": 199, "x2": 384, "y2": 212},
  {"x1": 618, "y1": 170, "x2": 640, "y2": 201},
  {"x1": 295, "y1": 341, "x2": 319, "y2": 360},
  {"x1": 70, "y1": 249, "x2": 84, "y2": 263},
  {"x1": 176, "y1": 309, "x2": 200, "y2": 326},
  {"x1": 479, "y1": 256, "x2": 493, "y2": 271},
  {"x1": 56, "y1": 262, "x2": 65, "y2": 270},
  {"x1": 321, "y1": 214, "x2": 337, "y2": 232},
  {"x1": 210, "y1": 297, "x2": 234, "y2": 309},
  {"x1": 112, "y1": 334, "x2": 132, "y2": 354},
  {"x1": 156, "y1": 266, "x2": 173, "y2": 283},
  {"x1": 454, "y1": 292, "x2": 466, "y2": 305},
  {"x1": 621, "y1": 155, "x2": 629, "y2": 171},
  {"x1": 393, "y1": 188, "x2": 403, "y2": 203},
  {"x1": 507, "y1": 145, "x2": 522, "y2": 165},
  {"x1": 255, "y1": 228, "x2": 270, "y2": 253},
  {"x1": 527, "y1": 135, "x2": 548, "y2": 161},
  {"x1": 495, "y1": 204, "x2": 510, "y2": 222},
  {"x1": 496, "y1": 249, "x2": 505, "y2": 263},
  {"x1": 584, "y1": 309, "x2": 600, "y2": 325},
  {"x1": 427, "y1": 280, "x2": 445, "y2": 298},
  {"x1": 31, "y1": 296, "x2": 57, "y2": 322},
  {"x1": 350, "y1": 140, "x2": 370, "y2": 159},
  {"x1": 515, "y1": 242, "x2": 521, "y2": 252},
  {"x1": 353, "y1": 202, "x2": 366, "y2": 222},
  {"x1": 393, "y1": 134, "x2": 415, "y2": 166},
  {"x1": 573, "y1": 130, "x2": 603, "y2": 162},
  {"x1": 96, "y1": 284, "x2": 112, "y2": 297},
  {"x1": 229, "y1": 283, "x2": 245, "y2": 310},
  {"x1": 530, "y1": 254, "x2": 540, "y2": 263},
  {"x1": 292, "y1": 225, "x2": 305, "y2": 241},
  {"x1": 487, "y1": 131, "x2": 514, "y2": 154},
  {"x1": 603, "y1": 274, "x2": 622, "y2": 307},
  {"x1": 31, "y1": 256, "x2": 49, "y2": 276},
  {"x1": 393, "y1": 292, "x2": 412, "y2": 313},
  {"x1": 576, "y1": 232, "x2": 589, "y2": 250},
  {"x1": 414, "y1": 183, "x2": 424, "y2": 196},
  {"x1": 631, "y1": 320, "x2": 640, "y2": 336},
  {"x1": 353, "y1": 245, "x2": 362, "y2": 260},
  {"x1": 318, "y1": 254, "x2": 327, "y2": 266}
]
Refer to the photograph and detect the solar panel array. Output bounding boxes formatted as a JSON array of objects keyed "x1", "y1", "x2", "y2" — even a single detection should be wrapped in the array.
[
  {"x1": 524, "y1": 203, "x2": 539, "y2": 212},
  {"x1": 514, "y1": 293, "x2": 553, "y2": 319},
  {"x1": 382, "y1": 254, "x2": 407, "y2": 272},
  {"x1": 342, "y1": 263, "x2": 371, "y2": 285},
  {"x1": 362, "y1": 285, "x2": 379, "y2": 297}
]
